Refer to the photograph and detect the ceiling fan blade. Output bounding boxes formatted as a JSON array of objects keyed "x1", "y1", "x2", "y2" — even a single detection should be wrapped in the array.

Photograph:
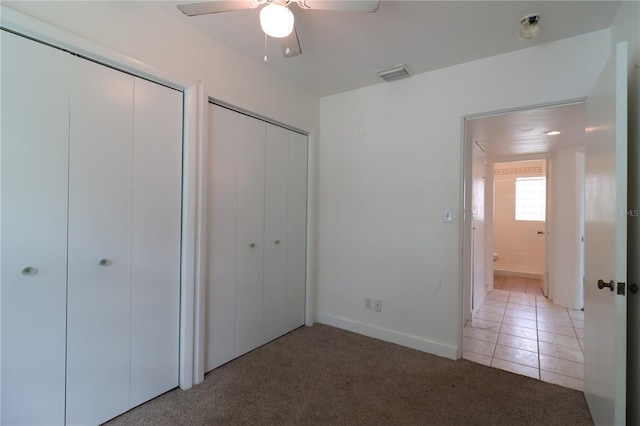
[
  {"x1": 281, "y1": 26, "x2": 302, "y2": 58},
  {"x1": 177, "y1": 1, "x2": 257, "y2": 16},
  {"x1": 296, "y1": 0, "x2": 379, "y2": 12}
]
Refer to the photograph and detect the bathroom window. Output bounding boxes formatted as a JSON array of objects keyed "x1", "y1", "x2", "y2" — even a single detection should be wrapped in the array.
[{"x1": 515, "y1": 177, "x2": 546, "y2": 221}]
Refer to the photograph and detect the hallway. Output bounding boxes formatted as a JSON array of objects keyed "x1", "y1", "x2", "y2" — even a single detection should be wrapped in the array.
[{"x1": 463, "y1": 277, "x2": 584, "y2": 391}]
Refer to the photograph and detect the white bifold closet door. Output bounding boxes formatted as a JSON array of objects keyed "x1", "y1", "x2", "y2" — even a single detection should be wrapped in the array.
[
  {"x1": 0, "y1": 31, "x2": 70, "y2": 426},
  {"x1": 263, "y1": 125, "x2": 308, "y2": 341},
  {"x1": 66, "y1": 58, "x2": 182, "y2": 425},
  {"x1": 235, "y1": 114, "x2": 267, "y2": 355},
  {"x1": 206, "y1": 104, "x2": 307, "y2": 372},
  {"x1": 1, "y1": 30, "x2": 182, "y2": 425},
  {"x1": 66, "y1": 55, "x2": 135, "y2": 426}
]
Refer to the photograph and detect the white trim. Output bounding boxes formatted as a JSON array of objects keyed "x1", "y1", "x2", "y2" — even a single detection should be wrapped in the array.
[
  {"x1": 1, "y1": 5, "x2": 202, "y2": 390},
  {"x1": 305, "y1": 133, "x2": 316, "y2": 326},
  {"x1": 193, "y1": 83, "x2": 208, "y2": 385},
  {"x1": 317, "y1": 313, "x2": 458, "y2": 360}
]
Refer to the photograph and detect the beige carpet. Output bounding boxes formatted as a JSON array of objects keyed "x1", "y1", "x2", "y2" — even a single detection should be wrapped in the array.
[{"x1": 106, "y1": 324, "x2": 593, "y2": 425}]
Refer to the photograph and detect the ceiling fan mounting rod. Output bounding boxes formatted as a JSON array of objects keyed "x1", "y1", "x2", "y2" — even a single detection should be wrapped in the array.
[{"x1": 258, "y1": 0, "x2": 309, "y2": 9}]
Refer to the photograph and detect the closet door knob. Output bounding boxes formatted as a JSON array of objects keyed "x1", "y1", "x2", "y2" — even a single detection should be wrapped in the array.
[
  {"x1": 99, "y1": 258, "x2": 112, "y2": 266},
  {"x1": 21, "y1": 266, "x2": 37, "y2": 276},
  {"x1": 274, "y1": 240, "x2": 280, "y2": 244},
  {"x1": 249, "y1": 243, "x2": 256, "y2": 248}
]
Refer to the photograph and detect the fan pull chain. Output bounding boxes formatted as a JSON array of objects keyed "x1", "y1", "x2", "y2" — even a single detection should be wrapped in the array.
[{"x1": 264, "y1": 33, "x2": 268, "y2": 63}]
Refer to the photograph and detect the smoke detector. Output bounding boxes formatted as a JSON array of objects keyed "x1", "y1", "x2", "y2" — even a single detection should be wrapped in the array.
[
  {"x1": 376, "y1": 64, "x2": 413, "y2": 82},
  {"x1": 519, "y1": 14, "x2": 540, "y2": 40}
]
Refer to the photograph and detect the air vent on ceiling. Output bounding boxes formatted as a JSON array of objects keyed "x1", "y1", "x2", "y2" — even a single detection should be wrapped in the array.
[{"x1": 376, "y1": 64, "x2": 412, "y2": 82}]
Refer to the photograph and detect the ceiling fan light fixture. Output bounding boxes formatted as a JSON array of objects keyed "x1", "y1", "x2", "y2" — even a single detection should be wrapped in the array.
[
  {"x1": 519, "y1": 14, "x2": 540, "y2": 40},
  {"x1": 260, "y1": 3, "x2": 294, "y2": 38}
]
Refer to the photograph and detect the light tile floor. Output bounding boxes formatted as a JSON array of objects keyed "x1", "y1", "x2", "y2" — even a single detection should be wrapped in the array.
[
  {"x1": 493, "y1": 274, "x2": 544, "y2": 295},
  {"x1": 463, "y1": 277, "x2": 585, "y2": 392}
]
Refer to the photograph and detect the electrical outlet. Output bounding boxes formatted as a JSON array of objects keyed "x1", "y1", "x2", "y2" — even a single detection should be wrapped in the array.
[
  {"x1": 374, "y1": 300, "x2": 382, "y2": 312},
  {"x1": 365, "y1": 298, "x2": 372, "y2": 310}
]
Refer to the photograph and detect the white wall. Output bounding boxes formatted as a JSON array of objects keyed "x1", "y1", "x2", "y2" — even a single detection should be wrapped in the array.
[
  {"x1": 2, "y1": 1, "x2": 320, "y2": 134},
  {"x1": 548, "y1": 149, "x2": 585, "y2": 310},
  {"x1": 317, "y1": 30, "x2": 610, "y2": 359}
]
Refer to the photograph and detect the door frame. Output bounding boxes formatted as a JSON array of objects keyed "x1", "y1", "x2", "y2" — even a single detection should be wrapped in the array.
[
  {"x1": 460, "y1": 99, "x2": 585, "y2": 333},
  {"x1": 0, "y1": 7, "x2": 206, "y2": 390}
]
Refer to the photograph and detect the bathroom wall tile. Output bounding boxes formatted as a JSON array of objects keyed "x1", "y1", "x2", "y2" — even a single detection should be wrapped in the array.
[
  {"x1": 540, "y1": 370, "x2": 584, "y2": 392},
  {"x1": 575, "y1": 328, "x2": 584, "y2": 339},
  {"x1": 491, "y1": 358, "x2": 540, "y2": 380},
  {"x1": 494, "y1": 344, "x2": 539, "y2": 368},
  {"x1": 539, "y1": 354, "x2": 584, "y2": 380}
]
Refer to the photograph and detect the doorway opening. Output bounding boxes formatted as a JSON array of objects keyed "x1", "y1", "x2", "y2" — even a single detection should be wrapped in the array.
[
  {"x1": 493, "y1": 159, "x2": 547, "y2": 296},
  {"x1": 461, "y1": 101, "x2": 586, "y2": 391}
]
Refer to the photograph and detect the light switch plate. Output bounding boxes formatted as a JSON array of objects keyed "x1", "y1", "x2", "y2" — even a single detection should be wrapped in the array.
[{"x1": 443, "y1": 209, "x2": 453, "y2": 223}]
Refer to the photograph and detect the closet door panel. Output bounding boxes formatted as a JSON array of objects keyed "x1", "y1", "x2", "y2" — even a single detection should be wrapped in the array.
[
  {"x1": 67, "y1": 57, "x2": 134, "y2": 426},
  {"x1": 286, "y1": 132, "x2": 308, "y2": 329},
  {"x1": 0, "y1": 31, "x2": 70, "y2": 425},
  {"x1": 235, "y1": 114, "x2": 266, "y2": 355},
  {"x1": 130, "y1": 78, "x2": 182, "y2": 406},
  {"x1": 263, "y1": 124, "x2": 289, "y2": 342},
  {"x1": 207, "y1": 105, "x2": 239, "y2": 370}
]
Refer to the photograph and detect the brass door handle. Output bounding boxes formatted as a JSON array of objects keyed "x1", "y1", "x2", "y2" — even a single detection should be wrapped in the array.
[{"x1": 597, "y1": 279, "x2": 614, "y2": 291}]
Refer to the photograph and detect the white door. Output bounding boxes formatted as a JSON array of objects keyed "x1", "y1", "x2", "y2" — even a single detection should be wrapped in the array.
[
  {"x1": 130, "y1": 78, "x2": 183, "y2": 407},
  {"x1": 0, "y1": 31, "x2": 70, "y2": 425},
  {"x1": 263, "y1": 124, "x2": 289, "y2": 342},
  {"x1": 583, "y1": 41, "x2": 628, "y2": 426},
  {"x1": 66, "y1": 57, "x2": 134, "y2": 426},
  {"x1": 235, "y1": 114, "x2": 266, "y2": 355},
  {"x1": 285, "y1": 131, "x2": 308, "y2": 330},
  {"x1": 206, "y1": 105, "x2": 239, "y2": 371},
  {"x1": 471, "y1": 144, "x2": 485, "y2": 312}
]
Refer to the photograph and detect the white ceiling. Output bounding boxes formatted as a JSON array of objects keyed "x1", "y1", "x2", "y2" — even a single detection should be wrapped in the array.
[
  {"x1": 153, "y1": 0, "x2": 620, "y2": 96},
  {"x1": 466, "y1": 102, "x2": 587, "y2": 159}
]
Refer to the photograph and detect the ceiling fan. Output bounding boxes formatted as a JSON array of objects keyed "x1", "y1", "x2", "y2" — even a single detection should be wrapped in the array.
[{"x1": 177, "y1": 0, "x2": 380, "y2": 59}]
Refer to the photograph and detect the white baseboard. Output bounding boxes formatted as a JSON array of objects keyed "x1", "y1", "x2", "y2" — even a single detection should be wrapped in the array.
[
  {"x1": 494, "y1": 270, "x2": 543, "y2": 280},
  {"x1": 316, "y1": 312, "x2": 458, "y2": 360}
]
